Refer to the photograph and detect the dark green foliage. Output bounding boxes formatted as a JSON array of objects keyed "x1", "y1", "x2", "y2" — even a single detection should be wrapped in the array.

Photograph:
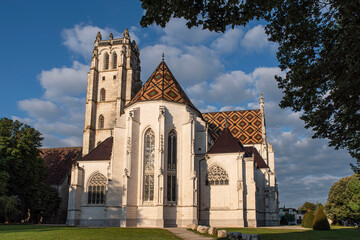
[
  {"x1": 140, "y1": 0, "x2": 360, "y2": 170},
  {"x1": 298, "y1": 202, "x2": 316, "y2": 212},
  {"x1": 325, "y1": 174, "x2": 360, "y2": 223},
  {"x1": 302, "y1": 212, "x2": 314, "y2": 228},
  {"x1": 0, "y1": 117, "x2": 60, "y2": 223},
  {"x1": 280, "y1": 216, "x2": 288, "y2": 225},
  {"x1": 313, "y1": 206, "x2": 330, "y2": 230}
]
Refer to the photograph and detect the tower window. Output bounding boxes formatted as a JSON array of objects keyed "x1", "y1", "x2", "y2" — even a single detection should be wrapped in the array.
[
  {"x1": 87, "y1": 172, "x2": 107, "y2": 205},
  {"x1": 104, "y1": 53, "x2": 109, "y2": 70},
  {"x1": 102, "y1": 76, "x2": 105, "y2": 81},
  {"x1": 167, "y1": 130, "x2": 177, "y2": 202},
  {"x1": 113, "y1": 75, "x2": 116, "y2": 80},
  {"x1": 144, "y1": 128, "x2": 155, "y2": 202},
  {"x1": 98, "y1": 115, "x2": 104, "y2": 129},
  {"x1": 112, "y1": 52, "x2": 117, "y2": 69},
  {"x1": 100, "y1": 88, "x2": 106, "y2": 102}
]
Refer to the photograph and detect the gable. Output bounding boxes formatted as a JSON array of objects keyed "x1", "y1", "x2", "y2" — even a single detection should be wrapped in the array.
[
  {"x1": 202, "y1": 110, "x2": 263, "y2": 144},
  {"x1": 127, "y1": 61, "x2": 200, "y2": 113}
]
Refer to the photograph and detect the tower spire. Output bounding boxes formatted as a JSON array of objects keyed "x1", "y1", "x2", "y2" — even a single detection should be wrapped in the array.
[{"x1": 162, "y1": 52, "x2": 165, "y2": 62}]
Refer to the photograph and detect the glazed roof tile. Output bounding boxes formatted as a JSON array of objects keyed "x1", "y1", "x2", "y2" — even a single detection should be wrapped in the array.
[
  {"x1": 81, "y1": 137, "x2": 113, "y2": 161},
  {"x1": 40, "y1": 147, "x2": 82, "y2": 185},
  {"x1": 127, "y1": 61, "x2": 200, "y2": 112},
  {"x1": 202, "y1": 110, "x2": 263, "y2": 144},
  {"x1": 244, "y1": 147, "x2": 269, "y2": 169}
]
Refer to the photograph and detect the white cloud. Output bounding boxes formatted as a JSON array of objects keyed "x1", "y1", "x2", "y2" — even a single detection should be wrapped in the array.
[
  {"x1": 141, "y1": 44, "x2": 223, "y2": 86},
  {"x1": 160, "y1": 18, "x2": 217, "y2": 45},
  {"x1": 39, "y1": 61, "x2": 88, "y2": 99},
  {"x1": 61, "y1": 24, "x2": 121, "y2": 58},
  {"x1": 211, "y1": 28, "x2": 243, "y2": 53},
  {"x1": 241, "y1": 25, "x2": 275, "y2": 52},
  {"x1": 18, "y1": 99, "x2": 62, "y2": 121}
]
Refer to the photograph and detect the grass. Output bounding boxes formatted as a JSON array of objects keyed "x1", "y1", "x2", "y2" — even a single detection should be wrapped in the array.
[
  {"x1": 189, "y1": 226, "x2": 360, "y2": 240},
  {"x1": 0, "y1": 225, "x2": 181, "y2": 240}
]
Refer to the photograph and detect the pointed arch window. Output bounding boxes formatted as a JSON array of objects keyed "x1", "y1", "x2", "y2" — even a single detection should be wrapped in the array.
[
  {"x1": 87, "y1": 172, "x2": 107, "y2": 204},
  {"x1": 206, "y1": 165, "x2": 229, "y2": 185},
  {"x1": 98, "y1": 115, "x2": 104, "y2": 129},
  {"x1": 112, "y1": 52, "x2": 117, "y2": 69},
  {"x1": 104, "y1": 53, "x2": 109, "y2": 70},
  {"x1": 100, "y1": 88, "x2": 106, "y2": 102},
  {"x1": 143, "y1": 129, "x2": 155, "y2": 202},
  {"x1": 167, "y1": 130, "x2": 177, "y2": 202}
]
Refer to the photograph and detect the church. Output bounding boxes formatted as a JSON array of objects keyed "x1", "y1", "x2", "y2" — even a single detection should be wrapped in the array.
[{"x1": 61, "y1": 29, "x2": 279, "y2": 227}]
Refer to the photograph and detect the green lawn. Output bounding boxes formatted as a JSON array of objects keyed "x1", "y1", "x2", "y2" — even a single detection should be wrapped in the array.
[
  {"x1": 190, "y1": 226, "x2": 360, "y2": 240},
  {"x1": 0, "y1": 225, "x2": 180, "y2": 240}
]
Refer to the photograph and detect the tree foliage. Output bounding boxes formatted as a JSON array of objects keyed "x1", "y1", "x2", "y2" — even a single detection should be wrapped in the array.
[
  {"x1": 325, "y1": 174, "x2": 360, "y2": 222},
  {"x1": 298, "y1": 202, "x2": 317, "y2": 212},
  {"x1": 0, "y1": 117, "x2": 60, "y2": 223},
  {"x1": 313, "y1": 206, "x2": 330, "y2": 230},
  {"x1": 140, "y1": 0, "x2": 360, "y2": 170},
  {"x1": 302, "y1": 212, "x2": 315, "y2": 228}
]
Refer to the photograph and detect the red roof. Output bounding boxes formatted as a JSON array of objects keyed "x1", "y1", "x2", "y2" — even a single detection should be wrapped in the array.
[
  {"x1": 244, "y1": 147, "x2": 269, "y2": 169},
  {"x1": 81, "y1": 137, "x2": 113, "y2": 161},
  {"x1": 207, "y1": 128, "x2": 245, "y2": 154},
  {"x1": 40, "y1": 147, "x2": 82, "y2": 185}
]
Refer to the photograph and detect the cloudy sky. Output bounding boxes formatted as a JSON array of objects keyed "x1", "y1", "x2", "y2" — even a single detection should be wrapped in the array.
[{"x1": 1, "y1": 0, "x2": 354, "y2": 208}]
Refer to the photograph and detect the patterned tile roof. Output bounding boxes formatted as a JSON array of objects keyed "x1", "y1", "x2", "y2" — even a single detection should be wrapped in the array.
[
  {"x1": 202, "y1": 110, "x2": 263, "y2": 144},
  {"x1": 40, "y1": 147, "x2": 82, "y2": 185},
  {"x1": 128, "y1": 61, "x2": 200, "y2": 112},
  {"x1": 81, "y1": 137, "x2": 113, "y2": 161}
]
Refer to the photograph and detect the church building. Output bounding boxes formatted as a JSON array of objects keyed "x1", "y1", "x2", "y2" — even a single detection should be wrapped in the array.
[{"x1": 66, "y1": 29, "x2": 279, "y2": 227}]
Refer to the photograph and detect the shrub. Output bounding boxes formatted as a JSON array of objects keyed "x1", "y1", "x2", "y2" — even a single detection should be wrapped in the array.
[
  {"x1": 280, "y1": 216, "x2": 288, "y2": 225},
  {"x1": 313, "y1": 206, "x2": 330, "y2": 230},
  {"x1": 302, "y1": 212, "x2": 314, "y2": 228}
]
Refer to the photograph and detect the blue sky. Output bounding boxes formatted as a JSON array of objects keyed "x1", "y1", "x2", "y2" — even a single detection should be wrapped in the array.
[{"x1": 1, "y1": 0, "x2": 354, "y2": 208}]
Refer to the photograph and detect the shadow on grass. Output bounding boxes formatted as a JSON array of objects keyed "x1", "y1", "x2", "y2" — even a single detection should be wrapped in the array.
[{"x1": 219, "y1": 227, "x2": 360, "y2": 240}]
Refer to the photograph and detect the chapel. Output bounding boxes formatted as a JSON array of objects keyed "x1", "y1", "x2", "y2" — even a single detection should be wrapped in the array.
[{"x1": 64, "y1": 29, "x2": 279, "y2": 227}]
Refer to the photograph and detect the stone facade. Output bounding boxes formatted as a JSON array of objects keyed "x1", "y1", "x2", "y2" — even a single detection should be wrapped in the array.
[{"x1": 67, "y1": 29, "x2": 279, "y2": 227}]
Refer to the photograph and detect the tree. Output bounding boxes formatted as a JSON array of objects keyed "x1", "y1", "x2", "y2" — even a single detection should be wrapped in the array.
[
  {"x1": 298, "y1": 202, "x2": 316, "y2": 212},
  {"x1": 313, "y1": 206, "x2": 330, "y2": 230},
  {"x1": 0, "y1": 118, "x2": 60, "y2": 223},
  {"x1": 139, "y1": 0, "x2": 360, "y2": 170},
  {"x1": 325, "y1": 174, "x2": 360, "y2": 223}
]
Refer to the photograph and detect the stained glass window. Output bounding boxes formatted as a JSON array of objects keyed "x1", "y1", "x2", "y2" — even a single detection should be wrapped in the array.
[
  {"x1": 87, "y1": 172, "x2": 107, "y2": 204},
  {"x1": 112, "y1": 52, "x2": 117, "y2": 69},
  {"x1": 167, "y1": 130, "x2": 177, "y2": 202},
  {"x1": 104, "y1": 53, "x2": 109, "y2": 70},
  {"x1": 144, "y1": 129, "x2": 155, "y2": 201},
  {"x1": 98, "y1": 115, "x2": 104, "y2": 129}
]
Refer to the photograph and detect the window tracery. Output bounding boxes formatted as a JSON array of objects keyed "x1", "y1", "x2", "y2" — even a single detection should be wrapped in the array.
[
  {"x1": 104, "y1": 53, "x2": 109, "y2": 70},
  {"x1": 100, "y1": 88, "x2": 106, "y2": 102},
  {"x1": 206, "y1": 165, "x2": 229, "y2": 185},
  {"x1": 112, "y1": 52, "x2": 117, "y2": 69},
  {"x1": 98, "y1": 115, "x2": 104, "y2": 129},
  {"x1": 87, "y1": 172, "x2": 107, "y2": 204}
]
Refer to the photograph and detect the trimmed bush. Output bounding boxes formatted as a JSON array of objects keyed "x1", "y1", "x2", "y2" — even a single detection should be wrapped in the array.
[
  {"x1": 302, "y1": 212, "x2": 314, "y2": 228},
  {"x1": 313, "y1": 206, "x2": 330, "y2": 230},
  {"x1": 280, "y1": 216, "x2": 288, "y2": 225}
]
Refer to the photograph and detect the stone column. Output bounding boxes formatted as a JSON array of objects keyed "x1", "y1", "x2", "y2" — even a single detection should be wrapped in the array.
[{"x1": 67, "y1": 164, "x2": 84, "y2": 225}]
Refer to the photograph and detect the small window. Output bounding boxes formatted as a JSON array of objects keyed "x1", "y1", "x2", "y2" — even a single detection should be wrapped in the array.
[
  {"x1": 87, "y1": 172, "x2": 107, "y2": 205},
  {"x1": 102, "y1": 76, "x2": 105, "y2": 81},
  {"x1": 112, "y1": 52, "x2": 117, "y2": 69},
  {"x1": 98, "y1": 115, "x2": 104, "y2": 129},
  {"x1": 100, "y1": 88, "x2": 106, "y2": 102},
  {"x1": 104, "y1": 53, "x2": 109, "y2": 70}
]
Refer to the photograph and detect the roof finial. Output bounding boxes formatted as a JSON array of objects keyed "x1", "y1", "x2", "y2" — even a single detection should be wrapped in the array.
[
  {"x1": 162, "y1": 52, "x2": 165, "y2": 62},
  {"x1": 260, "y1": 92, "x2": 264, "y2": 105}
]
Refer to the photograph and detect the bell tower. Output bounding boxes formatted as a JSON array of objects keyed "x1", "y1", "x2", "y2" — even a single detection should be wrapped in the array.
[{"x1": 82, "y1": 29, "x2": 142, "y2": 155}]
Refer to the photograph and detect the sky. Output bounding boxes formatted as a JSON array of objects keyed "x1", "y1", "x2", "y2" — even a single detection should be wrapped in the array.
[{"x1": 0, "y1": 0, "x2": 355, "y2": 208}]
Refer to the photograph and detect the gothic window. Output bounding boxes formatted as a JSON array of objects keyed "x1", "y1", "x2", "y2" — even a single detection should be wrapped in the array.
[
  {"x1": 143, "y1": 129, "x2": 155, "y2": 202},
  {"x1": 167, "y1": 130, "x2": 177, "y2": 202},
  {"x1": 100, "y1": 88, "x2": 106, "y2": 102},
  {"x1": 87, "y1": 172, "x2": 107, "y2": 204},
  {"x1": 112, "y1": 52, "x2": 117, "y2": 69},
  {"x1": 104, "y1": 53, "x2": 109, "y2": 70},
  {"x1": 98, "y1": 115, "x2": 104, "y2": 129},
  {"x1": 206, "y1": 165, "x2": 229, "y2": 185}
]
